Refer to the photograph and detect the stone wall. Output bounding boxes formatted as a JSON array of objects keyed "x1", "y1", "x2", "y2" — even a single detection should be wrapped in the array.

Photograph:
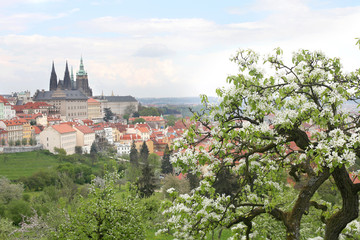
[{"x1": 0, "y1": 145, "x2": 43, "y2": 153}]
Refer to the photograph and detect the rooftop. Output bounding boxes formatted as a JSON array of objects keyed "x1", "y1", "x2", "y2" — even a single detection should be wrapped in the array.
[{"x1": 52, "y1": 124, "x2": 76, "y2": 134}]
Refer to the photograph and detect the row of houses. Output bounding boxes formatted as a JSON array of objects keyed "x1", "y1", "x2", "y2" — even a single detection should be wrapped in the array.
[
  {"x1": 0, "y1": 110, "x2": 188, "y2": 156},
  {"x1": 0, "y1": 92, "x2": 139, "y2": 122}
]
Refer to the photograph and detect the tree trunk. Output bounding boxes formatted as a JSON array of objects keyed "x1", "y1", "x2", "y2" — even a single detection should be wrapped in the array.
[
  {"x1": 285, "y1": 169, "x2": 330, "y2": 240},
  {"x1": 325, "y1": 166, "x2": 359, "y2": 240}
]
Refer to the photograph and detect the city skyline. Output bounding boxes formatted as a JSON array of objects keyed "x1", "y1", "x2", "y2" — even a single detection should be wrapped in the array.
[{"x1": 0, "y1": 0, "x2": 360, "y2": 98}]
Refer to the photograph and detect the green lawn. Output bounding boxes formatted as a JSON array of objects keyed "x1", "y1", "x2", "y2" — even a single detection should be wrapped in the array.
[{"x1": 0, "y1": 151, "x2": 59, "y2": 180}]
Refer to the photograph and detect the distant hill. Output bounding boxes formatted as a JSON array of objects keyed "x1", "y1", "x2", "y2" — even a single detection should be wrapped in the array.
[{"x1": 138, "y1": 96, "x2": 219, "y2": 106}]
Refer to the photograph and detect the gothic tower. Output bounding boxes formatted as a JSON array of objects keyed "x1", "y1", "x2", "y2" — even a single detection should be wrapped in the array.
[
  {"x1": 49, "y1": 61, "x2": 58, "y2": 91},
  {"x1": 76, "y1": 57, "x2": 93, "y2": 96},
  {"x1": 63, "y1": 61, "x2": 72, "y2": 90}
]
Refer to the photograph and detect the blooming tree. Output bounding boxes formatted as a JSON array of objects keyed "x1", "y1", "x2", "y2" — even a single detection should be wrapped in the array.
[{"x1": 160, "y1": 48, "x2": 360, "y2": 240}]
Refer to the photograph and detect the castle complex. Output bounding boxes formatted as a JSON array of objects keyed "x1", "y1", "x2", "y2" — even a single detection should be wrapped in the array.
[
  {"x1": 32, "y1": 57, "x2": 139, "y2": 120},
  {"x1": 49, "y1": 57, "x2": 93, "y2": 97}
]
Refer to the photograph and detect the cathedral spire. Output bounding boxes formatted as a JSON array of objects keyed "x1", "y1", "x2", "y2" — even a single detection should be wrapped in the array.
[
  {"x1": 77, "y1": 56, "x2": 87, "y2": 76},
  {"x1": 49, "y1": 61, "x2": 58, "y2": 91},
  {"x1": 63, "y1": 61, "x2": 72, "y2": 90}
]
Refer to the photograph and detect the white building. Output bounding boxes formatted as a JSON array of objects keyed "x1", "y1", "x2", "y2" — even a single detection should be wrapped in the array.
[
  {"x1": 0, "y1": 96, "x2": 16, "y2": 120},
  {"x1": 39, "y1": 124, "x2": 77, "y2": 154},
  {"x1": 104, "y1": 127, "x2": 114, "y2": 144},
  {"x1": 115, "y1": 142, "x2": 131, "y2": 156}
]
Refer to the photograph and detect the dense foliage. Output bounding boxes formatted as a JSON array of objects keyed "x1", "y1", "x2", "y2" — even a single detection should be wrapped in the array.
[{"x1": 54, "y1": 173, "x2": 145, "y2": 239}]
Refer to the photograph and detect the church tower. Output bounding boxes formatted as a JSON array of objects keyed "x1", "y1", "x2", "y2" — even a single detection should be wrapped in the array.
[
  {"x1": 49, "y1": 61, "x2": 58, "y2": 91},
  {"x1": 76, "y1": 57, "x2": 93, "y2": 96},
  {"x1": 63, "y1": 61, "x2": 72, "y2": 90}
]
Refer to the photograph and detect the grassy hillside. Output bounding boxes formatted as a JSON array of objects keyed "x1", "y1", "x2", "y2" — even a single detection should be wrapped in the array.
[{"x1": 0, "y1": 151, "x2": 59, "y2": 180}]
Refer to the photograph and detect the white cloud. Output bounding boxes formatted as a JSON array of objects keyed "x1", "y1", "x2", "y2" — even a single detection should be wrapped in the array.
[{"x1": 1, "y1": 2, "x2": 360, "y2": 97}]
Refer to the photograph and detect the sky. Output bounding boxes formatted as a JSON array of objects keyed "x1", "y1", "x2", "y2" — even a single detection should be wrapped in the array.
[{"x1": 0, "y1": 0, "x2": 360, "y2": 98}]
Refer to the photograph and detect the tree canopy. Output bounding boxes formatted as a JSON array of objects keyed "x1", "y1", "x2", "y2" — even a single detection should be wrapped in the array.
[
  {"x1": 103, "y1": 107, "x2": 115, "y2": 122},
  {"x1": 160, "y1": 48, "x2": 360, "y2": 240}
]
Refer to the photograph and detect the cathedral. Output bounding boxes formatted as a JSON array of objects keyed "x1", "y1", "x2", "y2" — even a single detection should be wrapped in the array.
[{"x1": 49, "y1": 57, "x2": 93, "y2": 97}]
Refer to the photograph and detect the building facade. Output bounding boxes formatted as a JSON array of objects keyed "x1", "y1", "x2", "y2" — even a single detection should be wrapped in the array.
[
  {"x1": 39, "y1": 124, "x2": 77, "y2": 154},
  {"x1": 87, "y1": 98, "x2": 102, "y2": 120},
  {"x1": 0, "y1": 120, "x2": 23, "y2": 143},
  {"x1": 74, "y1": 125, "x2": 96, "y2": 153},
  {"x1": 0, "y1": 96, "x2": 16, "y2": 120},
  {"x1": 95, "y1": 95, "x2": 139, "y2": 117},
  {"x1": 33, "y1": 89, "x2": 88, "y2": 120}
]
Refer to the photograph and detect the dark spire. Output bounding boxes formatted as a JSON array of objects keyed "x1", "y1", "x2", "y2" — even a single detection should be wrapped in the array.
[
  {"x1": 49, "y1": 61, "x2": 58, "y2": 91},
  {"x1": 63, "y1": 61, "x2": 72, "y2": 90}
]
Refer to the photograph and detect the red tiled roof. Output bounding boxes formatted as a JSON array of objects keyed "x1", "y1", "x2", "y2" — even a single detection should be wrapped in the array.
[
  {"x1": 87, "y1": 98, "x2": 99, "y2": 103},
  {"x1": 92, "y1": 125, "x2": 104, "y2": 131},
  {"x1": 167, "y1": 126, "x2": 175, "y2": 133},
  {"x1": 82, "y1": 119, "x2": 94, "y2": 126},
  {"x1": 137, "y1": 127, "x2": 150, "y2": 133},
  {"x1": 1, "y1": 120, "x2": 23, "y2": 126},
  {"x1": 32, "y1": 126, "x2": 42, "y2": 134},
  {"x1": 0, "y1": 96, "x2": 11, "y2": 105},
  {"x1": 16, "y1": 113, "x2": 42, "y2": 120},
  {"x1": 24, "y1": 102, "x2": 52, "y2": 109},
  {"x1": 120, "y1": 134, "x2": 142, "y2": 141},
  {"x1": 75, "y1": 125, "x2": 95, "y2": 134},
  {"x1": 0, "y1": 128, "x2": 8, "y2": 134},
  {"x1": 52, "y1": 124, "x2": 76, "y2": 134},
  {"x1": 129, "y1": 116, "x2": 165, "y2": 122},
  {"x1": 350, "y1": 173, "x2": 360, "y2": 184}
]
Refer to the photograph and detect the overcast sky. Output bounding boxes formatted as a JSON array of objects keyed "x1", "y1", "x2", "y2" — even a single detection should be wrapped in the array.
[{"x1": 0, "y1": 0, "x2": 360, "y2": 98}]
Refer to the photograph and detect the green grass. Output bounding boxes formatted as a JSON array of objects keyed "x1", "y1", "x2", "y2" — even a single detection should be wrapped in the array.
[{"x1": 0, "y1": 151, "x2": 59, "y2": 180}]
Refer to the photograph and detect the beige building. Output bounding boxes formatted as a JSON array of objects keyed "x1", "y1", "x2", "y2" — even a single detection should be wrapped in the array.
[
  {"x1": 39, "y1": 124, "x2": 77, "y2": 154},
  {"x1": 74, "y1": 125, "x2": 95, "y2": 153},
  {"x1": 0, "y1": 120, "x2": 23, "y2": 143},
  {"x1": 33, "y1": 89, "x2": 88, "y2": 120},
  {"x1": 95, "y1": 96, "x2": 138, "y2": 117},
  {"x1": 87, "y1": 98, "x2": 102, "y2": 120}
]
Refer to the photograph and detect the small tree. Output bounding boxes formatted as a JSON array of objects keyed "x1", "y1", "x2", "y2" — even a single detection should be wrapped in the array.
[
  {"x1": 137, "y1": 163, "x2": 156, "y2": 198},
  {"x1": 1, "y1": 138, "x2": 5, "y2": 146},
  {"x1": 140, "y1": 141, "x2": 149, "y2": 165},
  {"x1": 8, "y1": 140, "x2": 14, "y2": 146},
  {"x1": 0, "y1": 177, "x2": 24, "y2": 204},
  {"x1": 90, "y1": 141, "x2": 98, "y2": 155},
  {"x1": 29, "y1": 138, "x2": 34, "y2": 146},
  {"x1": 129, "y1": 141, "x2": 139, "y2": 166},
  {"x1": 161, "y1": 145, "x2": 173, "y2": 174},
  {"x1": 103, "y1": 107, "x2": 114, "y2": 122},
  {"x1": 75, "y1": 146, "x2": 83, "y2": 155},
  {"x1": 15, "y1": 140, "x2": 21, "y2": 146},
  {"x1": 54, "y1": 147, "x2": 66, "y2": 162},
  {"x1": 148, "y1": 153, "x2": 161, "y2": 169},
  {"x1": 132, "y1": 118, "x2": 146, "y2": 124},
  {"x1": 22, "y1": 138, "x2": 27, "y2": 146}
]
